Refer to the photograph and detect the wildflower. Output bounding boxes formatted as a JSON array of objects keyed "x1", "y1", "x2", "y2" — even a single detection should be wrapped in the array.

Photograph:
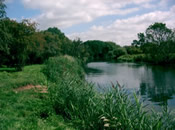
[
  {"x1": 103, "y1": 119, "x2": 110, "y2": 122},
  {"x1": 104, "y1": 123, "x2": 110, "y2": 127},
  {"x1": 100, "y1": 116, "x2": 106, "y2": 120},
  {"x1": 117, "y1": 122, "x2": 121, "y2": 126},
  {"x1": 112, "y1": 117, "x2": 118, "y2": 120}
]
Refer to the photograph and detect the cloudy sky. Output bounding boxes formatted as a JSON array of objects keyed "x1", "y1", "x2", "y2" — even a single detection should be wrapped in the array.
[{"x1": 6, "y1": 0, "x2": 175, "y2": 45}]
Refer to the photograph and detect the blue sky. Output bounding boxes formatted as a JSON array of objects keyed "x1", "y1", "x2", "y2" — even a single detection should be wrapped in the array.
[{"x1": 5, "y1": 0, "x2": 175, "y2": 45}]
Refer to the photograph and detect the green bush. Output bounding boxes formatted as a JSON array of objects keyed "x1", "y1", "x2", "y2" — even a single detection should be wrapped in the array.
[
  {"x1": 117, "y1": 54, "x2": 135, "y2": 62},
  {"x1": 117, "y1": 54, "x2": 147, "y2": 62},
  {"x1": 43, "y1": 55, "x2": 84, "y2": 83}
]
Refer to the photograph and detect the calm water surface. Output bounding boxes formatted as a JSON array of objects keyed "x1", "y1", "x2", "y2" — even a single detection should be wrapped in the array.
[{"x1": 85, "y1": 62, "x2": 175, "y2": 110}]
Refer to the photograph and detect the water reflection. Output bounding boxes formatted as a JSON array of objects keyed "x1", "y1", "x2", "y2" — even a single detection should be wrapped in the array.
[
  {"x1": 85, "y1": 62, "x2": 175, "y2": 108},
  {"x1": 139, "y1": 65, "x2": 175, "y2": 106}
]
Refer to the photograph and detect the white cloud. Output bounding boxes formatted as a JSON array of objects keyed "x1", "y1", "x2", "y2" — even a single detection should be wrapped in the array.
[
  {"x1": 69, "y1": 6, "x2": 175, "y2": 45},
  {"x1": 20, "y1": 0, "x2": 175, "y2": 45},
  {"x1": 21, "y1": 0, "x2": 152, "y2": 29}
]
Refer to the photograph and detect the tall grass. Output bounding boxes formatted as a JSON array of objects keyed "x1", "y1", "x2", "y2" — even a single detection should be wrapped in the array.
[
  {"x1": 44, "y1": 56, "x2": 175, "y2": 129},
  {"x1": 43, "y1": 55, "x2": 84, "y2": 83}
]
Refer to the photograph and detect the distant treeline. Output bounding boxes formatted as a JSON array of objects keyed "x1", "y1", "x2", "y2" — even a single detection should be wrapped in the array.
[{"x1": 0, "y1": 1, "x2": 175, "y2": 70}]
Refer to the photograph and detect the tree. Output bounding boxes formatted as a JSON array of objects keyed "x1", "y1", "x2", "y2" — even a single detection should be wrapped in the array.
[
  {"x1": 0, "y1": 0, "x2": 6, "y2": 19},
  {"x1": 83, "y1": 40, "x2": 125, "y2": 61},
  {"x1": 0, "y1": 19, "x2": 36, "y2": 70},
  {"x1": 132, "y1": 22, "x2": 175, "y2": 64},
  {"x1": 133, "y1": 23, "x2": 174, "y2": 46},
  {"x1": 45, "y1": 27, "x2": 72, "y2": 55},
  {"x1": 145, "y1": 23, "x2": 173, "y2": 44},
  {"x1": 124, "y1": 46, "x2": 142, "y2": 55}
]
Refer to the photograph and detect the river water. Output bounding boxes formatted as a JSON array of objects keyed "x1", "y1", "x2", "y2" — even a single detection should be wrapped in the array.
[{"x1": 85, "y1": 62, "x2": 175, "y2": 110}]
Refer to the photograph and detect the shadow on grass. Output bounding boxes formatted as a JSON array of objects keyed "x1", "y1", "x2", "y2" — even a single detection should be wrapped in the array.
[{"x1": 0, "y1": 68, "x2": 17, "y2": 72}]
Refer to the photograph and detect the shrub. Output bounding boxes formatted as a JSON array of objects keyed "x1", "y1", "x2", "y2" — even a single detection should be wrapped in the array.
[
  {"x1": 117, "y1": 54, "x2": 135, "y2": 62},
  {"x1": 43, "y1": 55, "x2": 84, "y2": 82}
]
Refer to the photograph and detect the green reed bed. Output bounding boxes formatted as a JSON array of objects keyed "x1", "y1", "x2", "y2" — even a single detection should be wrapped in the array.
[{"x1": 44, "y1": 56, "x2": 175, "y2": 129}]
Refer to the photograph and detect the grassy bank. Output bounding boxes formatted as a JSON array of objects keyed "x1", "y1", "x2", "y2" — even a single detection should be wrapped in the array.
[
  {"x1": 0, "y1": 65, "x2": 74, "y2": 129},
  {"x1": 43, "y1": 56, "x2": 175, "y2": 129}
]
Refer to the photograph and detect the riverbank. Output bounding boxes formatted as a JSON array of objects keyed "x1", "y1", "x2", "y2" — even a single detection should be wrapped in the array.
[
  {"x1": 1, "y1": 56, "x2": 175, "y2": 129},
  {"x1": 117, "y1": 53, "x2": 175, "y2": 65}
]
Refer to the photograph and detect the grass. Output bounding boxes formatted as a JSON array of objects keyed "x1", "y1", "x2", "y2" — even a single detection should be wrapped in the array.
[
  {"x1": 0, "y1": 65, "x2": 46, "y2": 89},
  {"x1": 0, "y1": 64, "x2": 74, "y2": 130}
]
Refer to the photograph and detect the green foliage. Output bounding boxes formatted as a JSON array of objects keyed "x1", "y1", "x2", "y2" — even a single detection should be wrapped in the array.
[
  {"x1": 117, "y1": 55, "x2": 135, "y2": 62},
  {"x1": 0, "y1": 18, "x2": 73, "y2": 67},
  {"x1": 145, "y1": 23, "x2": 173, "y2": 44},
  {"x1": 124, "y1": 45, "x2": 143, "y2": 54},
  {"x1": 84, "y1": 40, "x2": 126, "y2": 61},
  {"x1": 44, "y1": 27, "x2": 72, "y2": 55},
  {"x1": 67, "y1": 38, "x2": 90, "y2": 63},
  {"x1": 133, "y1": 23, "x2": 174, "y2": 46},
  {"x1": 117, "y1": 54, "x2": 146, "y2": 62},
  {"x1": 43, "y1": 56, "x2": 84, "y2": 82},
  {"x1": 132, "y1": 22, "x2": 175, "y2": 64},
  {"x1": 0, "y1": 19, "x2": 36, "y2": 69},
  {"x1": 27, "y1": 27, "x2": 71, "y2": 64}
]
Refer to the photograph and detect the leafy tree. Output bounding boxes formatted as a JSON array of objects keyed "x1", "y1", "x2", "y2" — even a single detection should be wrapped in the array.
[
  {"x1": 133, "y1": 23, "x2": 174, "y2": 46},
  {"x1": 124, "y1": 46, "x2": 142, "y2": 55},
  {"x1": 83, "y1": 40, "x2": 125, "y2": 61},
  {"x1": 45, "y1": 27, "x2": 72, "y2": 55},
  {"x1": 26, "y1": 32, "x2": 46, "y2": 64},
  {"x1": 0, "y1": 0, "x2": 6, "y2": 19},
  {"x1": 132, "y1": 22, "x2": 175, "y2": 64},
  {"x1": 0, "y1": 19, "x2": 36, "y2": 70},
  {"x1": 145, "y1": 23, "x2": 173, "y2": 44},
  {"x1": 132, "y1": 33, "x2": 145, "y2": 46}
]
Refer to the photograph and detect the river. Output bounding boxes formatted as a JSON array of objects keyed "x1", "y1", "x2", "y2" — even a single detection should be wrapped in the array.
[{"x1": 85, "y1": 62, "x2": 175, "y2": 110}]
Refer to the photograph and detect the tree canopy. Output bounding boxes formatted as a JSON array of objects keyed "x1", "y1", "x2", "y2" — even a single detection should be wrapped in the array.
[{"x1": 132, "y1": 22, "x2": 175, "y2": 64}]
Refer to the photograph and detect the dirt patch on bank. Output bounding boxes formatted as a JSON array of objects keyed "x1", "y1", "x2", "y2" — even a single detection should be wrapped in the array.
[{"x1": 15, "y1": 85, "x2": 47, "y2": 93}]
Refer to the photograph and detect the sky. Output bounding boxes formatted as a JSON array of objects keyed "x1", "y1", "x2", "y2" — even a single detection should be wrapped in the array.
[{"x1": 5, "y1": 0, "x2": 175, "y2": 46}]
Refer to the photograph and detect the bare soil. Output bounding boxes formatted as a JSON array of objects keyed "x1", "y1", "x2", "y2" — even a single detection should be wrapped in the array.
[{"x1": 15, "y1": 84, "x2": 47, "y2": 93}]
